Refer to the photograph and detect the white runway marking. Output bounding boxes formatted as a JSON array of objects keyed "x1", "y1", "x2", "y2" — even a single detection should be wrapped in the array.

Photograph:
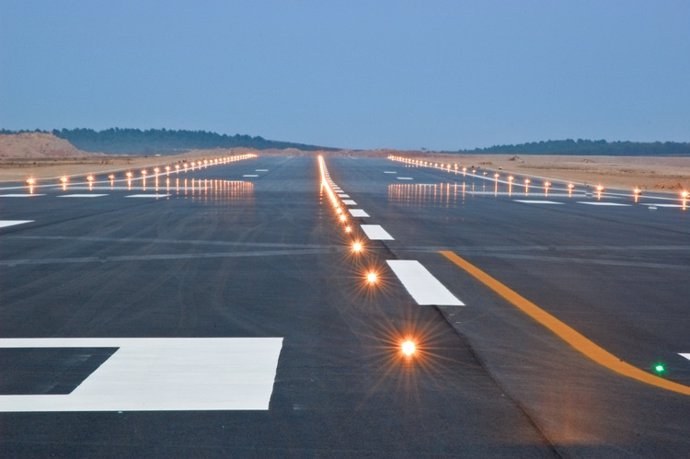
[
  {"x1": 641, "y1": 203, "x2": 685, "y2": 208},
  {"x1": 349, "y1": 209, "x2": 370, "y2": 218},
  {"x1": 243, "y1": 174, "x2": 259, "y2": 178},
  {"x1": 58, "y1": 194, "x2": 108, "y2": 198},
  {"x1": 384, "y1": 171, "x2": 397, "y2": 174},
  {"x1": 342, "y1": 199, "x2": 357, "y2": 206},
  {"x1": 396, "y1": 177, "x2": 414, "y2": 180},
  {"x1": 337, "y1": 194, "x2": 350, "y2": 198},
  {"x1": 386, "y1": 260, "x2": 464, "y2": 306},
  {"x1": 680, "y1": 353, "x2": 690, "y2": 361},
  {"x1": 0, "y1": 338, "x2": 283, "y2": 412},
  {"x1": 0, "y1": 194, "x2": 45, "y2": 198},
  {"x1": 0, "y1": 220, "x2": 33, "y2": 229},
  {"x1": 514, "y1": 200, "x2": 563, "y2": 205},
  {"x1": 360, "y1": 224, "x2": 394, "y2": 240},
  {"x1": 125, "y1": 194, "x2": 171, "y2": 198},
  {"x1": 255, "y1": 169, "x2": 269, "y2": 172},
  {"x1": 577, "y1": 202, "x2": 631, "y2": 207}
]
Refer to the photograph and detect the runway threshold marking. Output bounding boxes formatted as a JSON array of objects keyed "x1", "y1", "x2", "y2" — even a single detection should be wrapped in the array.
[
  {"x1": 0, "y1": 338, "x2": 283, "y2": 411},
  {"x1": 337, "y1": 194, "x2": 350, "y2": 198},
  {"x1": 440, "y1": 250, "x2": 690, "y2": 396},
  {"x1": 349, "y1": 209, "x2": 370, "y2": 218},
  {"x1": 360, "y1": 224, "x2": 394, "y2": 240},
  {"x1": 342, "y1": 199, "x2": 357, "y2": 206},
  {"x1": 680, "y1": 354, "x2": 690, "y2": 361},
  {"x1": 0, "y1": 220, "x2": 34, "y2": 229},
  {"x1": 387, "y1": 260, "x2": 464, "y2": 306}
]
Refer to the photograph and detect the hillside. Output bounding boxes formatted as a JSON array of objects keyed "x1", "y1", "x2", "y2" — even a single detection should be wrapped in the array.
[{"x1": 0, "y1": 132, "x2": 97, "y2": 158}]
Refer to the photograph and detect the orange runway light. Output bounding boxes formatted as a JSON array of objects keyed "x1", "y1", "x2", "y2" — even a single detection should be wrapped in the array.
[
  {"x1": 26, "y1": 177, "x2": 36, "y2": 193},
  {"x1": 352, "y1": 241, "x2": 363, "y2": 254},
  {"x1": 365, "y1": 271, "x2": 378, "y2": 285},
  {"x1": 339, "y1": 214, "x2": 347, "y2": 223},
  {"x1": 345, "y1": 226, "x2": 352, "y2": 233},
  {"x1": 401, "y1": 339, "x2": 417, "y2": 357}
]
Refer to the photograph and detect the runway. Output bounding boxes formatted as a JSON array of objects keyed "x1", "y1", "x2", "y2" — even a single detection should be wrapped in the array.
[{"x1": 0, "y1": 154, "x2": 688, "y2": 456}]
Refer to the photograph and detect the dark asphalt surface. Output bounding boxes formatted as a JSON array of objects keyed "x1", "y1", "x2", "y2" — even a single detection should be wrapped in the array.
[{"x1": 0, "y1": 155, "x2": 688, "y2": 457}]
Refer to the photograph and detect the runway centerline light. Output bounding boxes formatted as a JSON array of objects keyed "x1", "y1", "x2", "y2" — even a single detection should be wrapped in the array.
[{"x1": 401, "y1": 340, "x2": 416, "y2": 357}]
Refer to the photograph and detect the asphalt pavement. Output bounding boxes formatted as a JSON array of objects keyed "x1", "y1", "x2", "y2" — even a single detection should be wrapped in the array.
[{"x1": 0, "y1": 154, "x2": 688, "y2": 457}]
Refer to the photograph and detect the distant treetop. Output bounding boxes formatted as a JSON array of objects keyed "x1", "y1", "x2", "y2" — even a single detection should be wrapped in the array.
[
  {"x1": 456, "y1": 138, "x2": 690, "y2": 156},
  {"x1": 0, "y1": 128, "x2": 334, "y2": 154}
]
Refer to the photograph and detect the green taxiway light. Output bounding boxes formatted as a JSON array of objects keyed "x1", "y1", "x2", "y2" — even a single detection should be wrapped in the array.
[{"x1": 654, "y1": 363, "x2": 666, "y2": 374}]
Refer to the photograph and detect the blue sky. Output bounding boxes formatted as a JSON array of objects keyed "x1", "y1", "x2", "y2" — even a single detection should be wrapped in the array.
[{"x1": 1, "y1": 0, "x2": 689, "y2": 150}]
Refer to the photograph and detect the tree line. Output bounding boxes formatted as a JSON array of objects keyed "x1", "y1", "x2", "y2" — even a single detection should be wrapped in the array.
[
  {"x1": 457, "y1": 139, "x2": 690, "y2": 156},
  {"x1": 0, "y1": 128, "x2": 333, "y2": 154}
]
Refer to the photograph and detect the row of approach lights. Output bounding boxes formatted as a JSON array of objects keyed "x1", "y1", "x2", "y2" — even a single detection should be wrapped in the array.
[
  {"x1": 317, "y1": 155, "x2": 417, "y2": 359},
  {"x1": 388, "y1": 155, "x2": 689, "y2": 206},
  {"x1": 25, "y1": 154, "x2": 257, "y2": 193}
]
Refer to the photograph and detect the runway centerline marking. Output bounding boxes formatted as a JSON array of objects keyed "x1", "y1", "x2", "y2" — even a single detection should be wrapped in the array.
[
  {"x1": 342, "y1": 199, "x2": 357, "y2": 206},
  {"x1": 0, "y1": 338, "x2": 283, "y2": 412},
  {"x1": 360, "y1": 224, "x2": 394, "y2": 240},
  {"x1": 577, "y1": 202, "x2": 631, "y2": 207},
  {"x1": 0, "y1": 220, "x2": 34, "y2": 229},
  {"x1": 396, "y1": 177, "x2": 414, "y2": 180},
  {"x1": 384, "y1": 171, "x2": 397, "y2": 174},
  {"x1": 58, "y1": 194, "x2": 109, "y2": 198},
  {"x1": 387, "y1": 260, "x2": 464, "y2": 306},
  {"x1": 349, "y1": 209, "x2": 370, "y2": 218},
  {"x1": 255, "y1": 169, "x2": 269, "y2": 172},
  {"x1": 513, "y1": 200, "x2": 563, "y2": 205},
  {"x1": 440, "y1": 250, "x2": 690, "y2": 396},
  {"x1": 243, "y1": 174, "x2": 259, "y2": 178}
]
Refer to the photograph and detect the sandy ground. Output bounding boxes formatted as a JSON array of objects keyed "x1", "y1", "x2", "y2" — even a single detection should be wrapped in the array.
[
  {"x1": 0, "y1": 148, "x2": 256, "y2": 182},
  {"x1": 382, "y1": 152, "x2": 690, "y2": 193}
]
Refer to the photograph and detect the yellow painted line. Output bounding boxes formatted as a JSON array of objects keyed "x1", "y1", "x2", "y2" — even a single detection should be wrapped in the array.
[{"x1": 440, "y1": 250, "x2": 690, "y2": 396}]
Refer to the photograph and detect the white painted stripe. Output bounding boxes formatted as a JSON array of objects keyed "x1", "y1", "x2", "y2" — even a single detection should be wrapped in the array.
[
  {"x1": 641, "y1": 203, "x2": 684, "y2": 208},
  {"x1": 396, "y1": 177, "x2": 414, "y2": 180},
  {"x1": 0, "y1": 338, "x2": 283, "y2": 412},
  {"x1": 58, "y1": 194, "x2": 108, "y2": 198},
  {"x1": 360, "y1": 224, "x2": 394, "y2": 240},
  {"x1": 125, "y1": 194, "x2": 171, "y2": 198},
  {"x1": 384, "y1": 171, "x2": 397, "y2": 174},
  {"x1": 342, "y1": 199, "x2": 357, "y2": 206},
  {"x1": 349, "y1": 209, "x2": 370, "y2": 218},
  {"x1": 680, "y1": 353, "x2": 690, "y2": 361},
  {"x1": 0, "y1": 220, "x2": 33, "y2": 229},
  {"x1": 387, "y1": 260, "x2": 464, "y2": 306},
  {"x1": 514, "y1": 200, "x2": 563, "y2": 205},
  {"x1": 577, "y1": 202, "x2": 631, "y2": 207},
  {"x1": 243, "y1": 174, "x2": 259, "y2": 178},
  {"x1": 0, "y1": 194, "x2": 45, "y2": 197},
  {"x1": 337, "y1": 194, "x2": 350, "y2": 198},
  {"x1": 255, "y1": 169, "x2": 269, "y2": 172}
]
